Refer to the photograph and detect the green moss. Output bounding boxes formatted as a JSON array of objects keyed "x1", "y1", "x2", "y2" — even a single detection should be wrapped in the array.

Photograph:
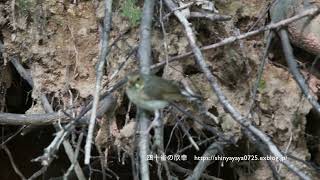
[{"x1": 121, "y1": 0, "x2": 142, "y2": 26}]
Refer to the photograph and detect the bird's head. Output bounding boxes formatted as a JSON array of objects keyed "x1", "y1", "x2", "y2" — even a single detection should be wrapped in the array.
[{"x1": 126, "y1": 73, "x2": 144, "y2": 90}]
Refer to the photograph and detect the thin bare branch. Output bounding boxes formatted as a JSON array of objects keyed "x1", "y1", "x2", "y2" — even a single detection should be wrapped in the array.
[
  {"x1": 85, "y1": 0, "x2": 114, "y2": 165},
  {"x1": 136, "y1": 0, "x2": 156, "y2": 179},
  {"x1": 186, "y1": 143, "x2": 222, "y2": 180},
  {"x1": 63, "y1": 130, "x2": 84, "y2": 180},
  {"x1": 168, "y1": 161, "x2": 222, "y2": 180},
  {"x1": 1, "y1": 144, "x2": 26, "y2": 180},
  {"x1": 280, "y1": 29, "x2": 320, "y2": 114},
  {"x1": 138, "y1": 0, "x2": 155, "y2": 75},
  {"x1": 155, "y1": 6, "x2": 320, "y2": 63},
  {"x1": 189, "y1": 12, "x2": 231, "y2": 21}
]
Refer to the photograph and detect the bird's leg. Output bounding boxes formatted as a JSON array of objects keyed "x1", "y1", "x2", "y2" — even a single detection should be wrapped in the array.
[
  {"x1": 181, "y1": 80, "x2": 220, "y2": 123},
  {"x1": 146, "y1": 110, "x2": 161, "y2": 133},
  {"x1": 153, "y1": 110, "x2": 161, "y2": 127}
]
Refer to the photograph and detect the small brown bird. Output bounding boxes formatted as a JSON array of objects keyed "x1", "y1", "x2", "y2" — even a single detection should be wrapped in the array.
[{"x1": 125, "y1": 73, "x2": 194, "y2": 111}]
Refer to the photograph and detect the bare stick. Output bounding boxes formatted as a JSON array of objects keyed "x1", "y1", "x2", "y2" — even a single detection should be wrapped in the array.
[
  {"x1": 136, "y1": 0, "x2": 156, "y2": 179},
  {"x1": 0, "y1": 111, "x2": 68, "y2": 125},
  {"x1": 0, "y1": 126, "x2": 24, "y2": 145},
  {"x1": 177, "y1": 136, "x2": 216, "y2": 154},
  {"x1": 28, "y1": 165, "x2": 50, "y2": 180},
  {"x1": 189, "y1": 12, "x2": 231, "y2": 21},
  {"x1": 170, "y1": 103, "x2": 230, "y2": 143},
  {"x1": 280, "y1": 29, "x2": 320, "y2": 114},
  {"x1": 63, "y1": 130, "x2": 84, "y2": 179},
  {"x1": 138, "y1": 0, "x2": 155, "y2": 75},
  {"x1": 164, "y1": 0, "x2": 311, "y2": 179},
  {"x1": 85, "y1": 0, "x2": 113, "y2": 165},
  {"x1": 153, "y1": 113, "x2": 171, "y2": 179},
  {"x1": 247, "y1": 33, "x2": 273, "y2": 116},
  {"x1": 177, "y1": 121, "x2": 199, "y2": 150},
  {"x1": 137, "y1": 111, "x2": 151, "y2": 180},
  {"x1": 1, "y1": 144, "x2": 26, "y2": 180},
  {"x1": 186, "y1": 143, "x2": 222, "y2": 180},
  {"x1": 168, "y1": 161, "x2": 222, "y2": 180},
  {"x1": 0, "y1": 95, "x2": 114, "y2": 126}
]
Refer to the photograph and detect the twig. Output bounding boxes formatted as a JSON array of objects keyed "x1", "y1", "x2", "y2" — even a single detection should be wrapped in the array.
[
  {"x1": 0, "y1": 95, "x2": 115, "y2": 126},
  {"x1": 33, "y1": 128, "x2": 68, "y2": 166},
  {"x1": 0, "y1": 126, "x2": 24, "y2": 145},
  {"x1": 107, "y1": 27, "x2": 133, "y2": 80},
  {"x1": 153, "y1": 112, "x2": 171, "y2": 179},
  {"x1": 35, "y1": 94, "x2": 115, "y2": 166},
  {"x1": 10, "y1": 0, "x2": 17, "y2": 31},
  {"x1": 97, "y1": 145, "x2": 107, "y2": 180},
  {"x1": 186, "y1": 143, "x2": 222, "y2": 180},
  {"x1": 168, "y1": 161, "x2": 222, "y2": 180},
  {"x1": 170, "y1": 103, "x2": 231, "y2": 143},
  {"x1": 85, "y1": 0, "x2": 113, "y2": 165},
  {"x1": 189, "y1": 12, "x2": 231, "y2": 21},
  {"x1": 164, "y1": 122, "x2": 179, "y2": 153},
  {"x1": 10, "y1": 57, "x2": 85, "y2": 180},
  {"x1": 156, "y1": 6, "x2": 320, "y2": 63},
  {"x1": 59, "y1": 77, "x2": 125, "y2": 132},
  {"x1": 244, "y1": 129, "x2": 281, "y2": 180},
  {"x1": 159, "y1": 0, "x2": 170, "y2": 74},
  {"x1": 164, "y1": 0, "x2": 311, "y2": 179},
  {"x1": 10, "y1": 57, "x2": 33, "y2": 87},
  {"x1": 163, "y1": 1, "x2": 193, "y2": 19},
  {"x1": 110, "y1": 46, "x2": 136, "y2": 80},
  {"x1": 280, "y1": 29, "x2": 320, "y2": 114},
  {"x1": 287, "y1": 153, "x2": 320, "y2": 173},
  {"x1": 28, "y1": 165, "x2": 50, "y2": 180},
  {"x1": 247, "y1": 33, "x2": 273, "y2": 116},
  {"x1": 0, "y1": 38, "x2": 4, "y2": 54},
  {"x1": 177, "y1": 136, "x2": 216, "y2": 154},
  {"x1": 63, "y1": 129, "x2": 84, "y2": 180},
  {"x1": 1, "y1": 144, "x2": 26, "y2": 180},
  {"x1": 138, "y1": 0, "x2": 155, "y2": 75},
  {"x1": 177, "y1": 120, "x2": 199, "y2": 150},
  {"x1": 67, "y1": 24, "x2": 80, "y2": 76},
  {"x1": 247, "y1": 0, "x2": 276, "y2": 32},
  {"x1": 61, "y1": 135, "x2": 86, "y2": 180},
  {"x1": 137, "y1": 111, "x2": 151, "y2": 180}
]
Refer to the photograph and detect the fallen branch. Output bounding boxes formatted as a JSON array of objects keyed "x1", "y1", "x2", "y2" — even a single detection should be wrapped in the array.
[
  {"x1": 0, "y1": 111, "x2": 67, "y2": 125},
  {"x1": 0, "y1": 98, "x2": 112, "y2": 125}
]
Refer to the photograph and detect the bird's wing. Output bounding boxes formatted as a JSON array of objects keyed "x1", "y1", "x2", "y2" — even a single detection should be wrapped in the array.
[{"x1": 142, "y1": 75, "x2": 184, "y2": 101}]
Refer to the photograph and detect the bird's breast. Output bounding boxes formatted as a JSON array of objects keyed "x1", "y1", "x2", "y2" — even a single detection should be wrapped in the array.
[{"x1": 126, "y1": 87, "x2": 169, "y2": 111}]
